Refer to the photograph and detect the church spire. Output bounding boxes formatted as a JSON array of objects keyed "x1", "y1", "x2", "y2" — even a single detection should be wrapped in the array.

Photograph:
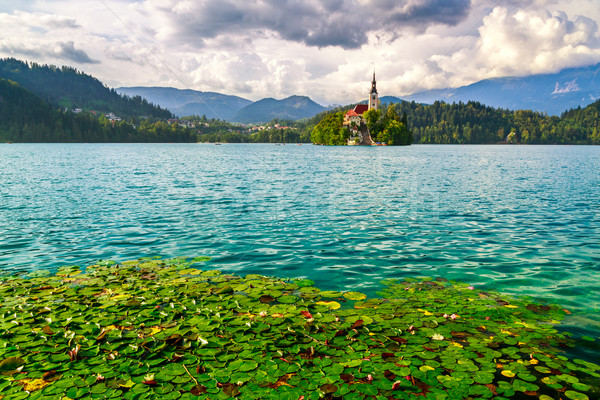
[
  {"x1": 368, "y1": 70, "x2": 379, "y2": 110},
  {"x1": 370, "y1": 71, "x2": 377, "y2": 94}
]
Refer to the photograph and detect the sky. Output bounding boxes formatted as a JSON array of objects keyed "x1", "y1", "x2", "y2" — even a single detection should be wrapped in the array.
[{"x1": 1, "y1": 0, "x2": 600, "y2": 105}]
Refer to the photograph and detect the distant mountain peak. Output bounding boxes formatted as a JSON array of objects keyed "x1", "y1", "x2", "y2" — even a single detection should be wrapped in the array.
[
  {"x1": 405, "y1": 63, "x2": 600, "y2": 115},
  {"x1": 233, "y1": 95, "x2": 325, "y2": 124},
  {"x1": 116, "y1": 86, "x2": 251, "y2": 120}
]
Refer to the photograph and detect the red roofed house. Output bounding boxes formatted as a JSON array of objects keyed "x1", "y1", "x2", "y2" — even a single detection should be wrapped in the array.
[
  {"x1": 343, "y1": 104, "x2": 369, "y2": 126},
  {"x1": 343, "y1": 72, "x2": 379, "y2": 126},
  {"x1": 343, "y1": 72, "x2": 379, "y2": 145}
]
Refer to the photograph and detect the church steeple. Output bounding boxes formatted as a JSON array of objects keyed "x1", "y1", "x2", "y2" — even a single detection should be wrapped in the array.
[
  {"x1": 368, "y1": 70, "x2": 379, "y2": 110},
  {"x1": 370, "y1": 71, "x2": 377, "y2": 94}
]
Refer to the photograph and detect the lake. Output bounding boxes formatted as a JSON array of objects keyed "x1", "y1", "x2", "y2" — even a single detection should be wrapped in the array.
[{"x1": 1, "y1": 143, "x2": 599, "y2": 336}]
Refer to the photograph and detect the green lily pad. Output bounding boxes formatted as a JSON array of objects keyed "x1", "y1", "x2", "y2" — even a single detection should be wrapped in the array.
[
  {"x1": 26, "y1": 270, "x2": 51, "y2": 278},
  {"x1": 0, "y1": 258, "x2": 597, "y2": 400},
  {"x1": 565, "y1": 391, "x2": 589, "y2": 400},
  {"x1": 0, "y1": 357, "x2": 25, "y2": 374},
  {"x1": 572, "y1": 383, "x2": 591, "y2": 391},
  {"x1": 343, "y1": 291, "x2": 367, "y2": 301},
  {"x1": 320, "y1": 290, "x2": 342, "y2": 298},
  {"x1": 239, "y1": 361, "x2": 258, "y2": 372}
]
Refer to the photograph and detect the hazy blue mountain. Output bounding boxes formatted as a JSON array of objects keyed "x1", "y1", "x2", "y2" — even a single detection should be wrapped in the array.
[
  {"x1": 233, "y1": 95, "x2": 326, "y2": 123},
  {"x1": 116, "y1": 87, "x2": 252, "y2": 120},
  {"x1": 379, "y1": 96, "x2": 406, "y2": 105},
  {"x1": 404, "y1": 63, "x2": 600, "y2": 115}
]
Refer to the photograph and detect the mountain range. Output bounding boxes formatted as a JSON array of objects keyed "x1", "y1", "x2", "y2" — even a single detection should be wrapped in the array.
[
  {"x1": 232, "y1": 96, "x2": 326, "y2": 123},
  {"x1": 2, "y1": 58, "x2": 599, "y2": 145},
  {"x1": 115, "y1": 87, "x2": 251, "y2": 121},
  {"x1": 403, "y1": 63, "x2": 600, "y2": 116},
  {"x1": 3, "y1": 56, "x2": 599, "y2": 124},
  {"x1": 116, "y1": 87, "x2": 327, "y2": 123},
  {"x1": 118, "y1": 63, "x2": 600, "y2": 122}
]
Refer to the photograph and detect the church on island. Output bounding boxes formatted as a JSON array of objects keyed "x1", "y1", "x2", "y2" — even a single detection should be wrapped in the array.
[{"x1": 343, "y1": 72, "x2": 379, "y2": 145}]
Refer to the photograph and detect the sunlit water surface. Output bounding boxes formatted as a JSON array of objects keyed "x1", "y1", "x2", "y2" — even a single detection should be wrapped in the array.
[{"x1": 1, "y1": 143, "x2": 599, "y2": 346}]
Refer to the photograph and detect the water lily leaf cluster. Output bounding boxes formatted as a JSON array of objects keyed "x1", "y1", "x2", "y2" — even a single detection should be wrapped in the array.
[{"x1": 0, "y1": 258, "x2": 598, "y2": 399}]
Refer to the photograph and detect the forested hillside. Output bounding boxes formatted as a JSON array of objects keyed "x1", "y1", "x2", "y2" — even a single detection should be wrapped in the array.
[
  {"x1": 0, "y1": 79, "x2": 197, "y2": 143},
  {"x1": 305, "y1": 100, "x2": 600, "y2": 145},
  {"x1": 393, "y1": 100, "x2": 600, "y2": 144},
  {"x1": 0, "y1": 58, "x2": 172, "y2": 119}
]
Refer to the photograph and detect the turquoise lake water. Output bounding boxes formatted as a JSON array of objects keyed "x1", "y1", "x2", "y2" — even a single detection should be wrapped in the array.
[{"x1": 1, "y1": 143, "x2": 599, "y2": 336}]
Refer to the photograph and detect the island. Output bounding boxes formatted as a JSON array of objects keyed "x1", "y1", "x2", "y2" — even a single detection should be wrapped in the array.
[{"x1": 310, "y1": 73, "x2": 413, "y2": 146}]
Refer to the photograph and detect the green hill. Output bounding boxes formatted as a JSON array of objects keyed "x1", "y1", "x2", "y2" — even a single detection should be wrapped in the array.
[
  {"x1": 0, "y1": 78, "x2": 198, "y2": 143},
  {"x1": 0, "y1": 58, "x2": 172, "y2": 120},
  {"x1": 0, "y1": 78, "x2": 60, "y2": 142}
]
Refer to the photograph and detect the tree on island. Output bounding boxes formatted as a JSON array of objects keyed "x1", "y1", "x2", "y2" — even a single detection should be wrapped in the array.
[
  {"x1": 309, "y1": 104, "x2": 413, "y2": 146},
  {"x1": 361, "y1": 104, "x2": 413, "y2": 145},
  {"x1": 310, "y1": 111, "x2": 348, "y2": 145},
  {"x1": 379, "y1": 104, "x2": 412, "y2": 145}
]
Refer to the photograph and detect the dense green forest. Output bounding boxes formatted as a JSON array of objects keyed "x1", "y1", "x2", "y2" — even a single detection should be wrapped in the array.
[
  {"x1": 0, "y1": 79, "x2": 197, "y2": 143},
  {"x1": 0, "y1": 58, "x2": 172, "y2": 119},
  {"x1": 306, "y1": 100, "x2": 600, "y2": 145},
  {"x1": 393, "y1": 100, "x2": 600, "y2": 144}
]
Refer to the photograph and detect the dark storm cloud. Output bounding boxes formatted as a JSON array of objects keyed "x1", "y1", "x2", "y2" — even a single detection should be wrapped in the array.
[
  {"x1": 159, "y1": 0, "x2": 472, "y2": 49},
  {"x1": 55, "y1": 42, "x2": 99, "y2": 64},
  {"x1": 383, "y1": 0, "x2": 471, "y2": 26}
]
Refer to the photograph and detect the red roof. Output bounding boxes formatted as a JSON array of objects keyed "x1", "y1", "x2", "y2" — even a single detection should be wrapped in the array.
[
  {"x1": 345, "y1": 110, "x2": 359, "y2": 117},
  {"x1": 353, "y1": 104, "x2": 369, "y2": 115}
]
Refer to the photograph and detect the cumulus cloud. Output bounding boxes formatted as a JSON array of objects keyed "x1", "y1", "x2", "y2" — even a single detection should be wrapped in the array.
[
  {"x1": 129, "y1": 3, "x2": 600, "y2": 103},
  {"x1": 0, "y1": 11, "x2": 98, "y2": 64},
  {"x1": 134, "y1": 0, "x2": 471, "y2": 49},
  {"x1": 2, "y1": 1, "x2": 600, "y2": 106},
  {"x1": 477, "y1": 7, "x2": 600, "y2": 75},
  {"x1": 0, "y1": 41, "x2": 99, "y2": 64},
  {"x1": 425, "y1": 6, "x2": 600, "y2": 91}
]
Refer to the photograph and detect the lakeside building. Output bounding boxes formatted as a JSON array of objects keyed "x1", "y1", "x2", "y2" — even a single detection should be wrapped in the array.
[{"x1": 343, "y1": 72, "x2": 379, "y2": 145}]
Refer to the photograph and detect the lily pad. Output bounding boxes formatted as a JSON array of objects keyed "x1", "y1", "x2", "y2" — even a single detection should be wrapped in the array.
[
  {"x1": 565, "y1": 390, "x2": 590, "y2": 400},
  {"x1": 0, "y1": 258, "x2": 597, "y2": 400},
  {"x1": 315, "y1": 301, "x2": 341, "y2": 309},
  {"x1": 0, "y1": 357, "x2": 25, "y2": 375},
  {"x1": 320, "y1": 290, "x2": 342, "y2": 298},
  {"x1": 343, "y1": 291, "x2": 367, "y2": 301}
]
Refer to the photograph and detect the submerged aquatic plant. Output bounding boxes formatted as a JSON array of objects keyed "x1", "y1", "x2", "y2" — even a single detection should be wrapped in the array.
[{"x1": 0, "y1": 257, "x2": 598, "y2": 399}]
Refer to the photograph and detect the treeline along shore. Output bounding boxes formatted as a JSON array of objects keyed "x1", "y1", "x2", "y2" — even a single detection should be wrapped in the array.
[{"x1": 1, "y1": 57, "x2": 599, "y2": 144}]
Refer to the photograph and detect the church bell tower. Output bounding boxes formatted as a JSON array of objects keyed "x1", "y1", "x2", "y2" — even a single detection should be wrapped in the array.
[{"x1": 368, "y1": 71, "x2": 378, "y2": 111}]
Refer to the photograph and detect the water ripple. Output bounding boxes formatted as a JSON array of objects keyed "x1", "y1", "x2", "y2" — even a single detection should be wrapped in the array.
[{"x1": 0, "y1": 143, "x2": 599, "y2": 319}]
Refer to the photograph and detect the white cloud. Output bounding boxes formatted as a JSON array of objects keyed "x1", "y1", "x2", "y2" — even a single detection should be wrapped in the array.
[
  {"x1": 478, "y1": 8, "x2": 600, "y2": 75},
  {"x1": 0, "y1": 10, "x2": 79, "y2": 29},
  {"x1": 425, "y1": 6, "x2": 600, "y2": 92},
  {"x1": 0, "y1": 11, "x2": 98, "y2": 63},
  {"x1": 0, "y1": 1, "x2": 600, "y2": 105}
]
